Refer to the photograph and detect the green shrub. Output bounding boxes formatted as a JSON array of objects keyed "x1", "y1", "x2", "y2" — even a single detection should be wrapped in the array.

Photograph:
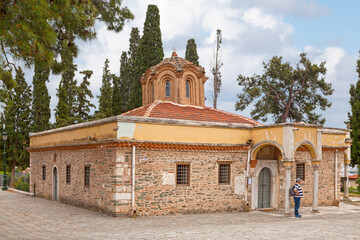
[
  {"x1": 356, "y1": 178, "x2": 360, "y2": 192},
  {"x1": 15, "y1": 182, "x2": 29, "y2": 192},
  {"x1": 349, "y1": 186, "x2": 359, "y2": 194},
  {"x1": 14, "y1": 176, "x2": 29, "y2": 192}
]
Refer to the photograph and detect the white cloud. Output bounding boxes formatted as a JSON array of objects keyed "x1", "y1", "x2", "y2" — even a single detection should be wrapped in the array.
[{"x1": 232, "y1": 0, "x2": 330, "y2": 17}]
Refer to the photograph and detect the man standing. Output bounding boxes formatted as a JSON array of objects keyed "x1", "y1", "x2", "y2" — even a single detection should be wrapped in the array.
[{"x1": 294, "y1": 178, "x2": 303, "y2": 218}]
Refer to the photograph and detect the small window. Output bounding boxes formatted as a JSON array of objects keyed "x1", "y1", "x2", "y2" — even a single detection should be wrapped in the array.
[
  {"x1": 66, "y1": 165, "x2": 71, "y2": 184},
  {"x1": 186, "y1": 80, "x2": 190, "y2": 98},
  {"x1": 42, "y1": 166, "x2": 46, "y2": 180},
  {"x1": 165, "y1": 80, "x2": 171, "y2": 97},
  {"x1": 176, "y1": 164, "x2": 190, "y2": 185},
  {"x1": 296, "y1": 163, "x2": 305, "y2": 181},
  {"x1": 84, "y1": 166, "x2": 90, "y2": 186},
  {"x1": 219, "y1": 163, "x2": 231, "y2": 184}
]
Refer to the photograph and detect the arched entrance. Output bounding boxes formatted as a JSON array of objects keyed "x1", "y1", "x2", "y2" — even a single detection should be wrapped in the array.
[
  {"x1": 251, "y1": 142, "x2": 283, "y2": 210},
  {"x1": 258, "y1": 167, "x2": 271, "y2": 208},
  {"x1": 53, "y1": 167, "x2": 58, "y2": 201}
]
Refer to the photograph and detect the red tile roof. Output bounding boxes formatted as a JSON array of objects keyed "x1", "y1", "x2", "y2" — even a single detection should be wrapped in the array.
[
  {"x1": 349, "y1": 174, "x2": 359, "y2": 180},
  {"x1": 122, "y1": 101, "x2": 261, "y2": 126}
]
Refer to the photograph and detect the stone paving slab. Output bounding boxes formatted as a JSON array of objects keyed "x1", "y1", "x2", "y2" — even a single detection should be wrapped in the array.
[{"x1": 0, "y1": 190, "x2": 360, "y2": 239}]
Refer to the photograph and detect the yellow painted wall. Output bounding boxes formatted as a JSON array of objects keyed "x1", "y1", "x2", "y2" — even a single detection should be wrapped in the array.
[
  {"x1": 251, "y1": 127, "x2": 283, "y2": 145},
  {"x1": 30, "y1": 122, "x2": 117, "y2": 147},
  {"x1": 322, "y1": 134, "x2": 347, "y2": 147},
  {"x1": 294, "y1": 127, "x2": 318, "y2": 148},
  {"x1": 132, "y1": 123, "x2": 251, "y2": 144}
]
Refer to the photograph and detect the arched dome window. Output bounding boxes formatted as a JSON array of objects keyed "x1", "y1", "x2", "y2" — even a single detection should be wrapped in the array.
[
  {"x1": 150, "y1": 82, "x2": 154, "y2": 102},
  {"x1": 165, "y1": 80, "x2": 171, "y2": 97},
  {"x1": 186, "y1": 80, "x2": 190, "y2": 98}
]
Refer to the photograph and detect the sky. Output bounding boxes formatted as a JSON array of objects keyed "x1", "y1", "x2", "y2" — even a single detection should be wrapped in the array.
[{"x1": 22, "y1": 0, "x2": 360, "y2": 128}]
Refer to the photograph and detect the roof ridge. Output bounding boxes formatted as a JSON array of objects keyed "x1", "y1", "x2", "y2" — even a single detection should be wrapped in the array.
[
  {"x1": 121, "y1": 104, "x2": 151, "y2": 116},
  {"x1": 161, "y1": 100, "x2": 204, "y2": 109},
  {"x1": 203, "y1": 106, "x2": 262, "y2": 125},
  {"x1": 144, "y1": 101, "x2": 162, "y2": 117}
]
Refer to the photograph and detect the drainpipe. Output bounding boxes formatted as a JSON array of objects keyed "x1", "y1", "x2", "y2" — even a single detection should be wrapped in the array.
[
  {"x1": 335, "y1": 150, "x2": 338, "y2": 200},
  {"x1": 245, "y1": 149, "x2": 251, "y2": 202},
  {"x1": 131, "y1": 145, "x2": 136, "y2": 208}
]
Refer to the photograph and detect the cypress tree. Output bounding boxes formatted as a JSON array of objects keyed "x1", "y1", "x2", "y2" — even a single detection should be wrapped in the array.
[
  {"x1": 32, "y1": 63, "x2": 51, "y2": 132},
  {"x1": 126, "y1": 27, "x2": 141, "y2": 110},
  {"x1": 113, "y1": 52, "x2": 129, "y2": 115},
  {"x1": 55, "y1": 61, "x2": 78, "y2": 128},
  {"x1": 96, "y1": 59, "x2": 113, "y2": 118},
  {"x1": 185, "y1": 38, "x2": 199, "y2": 66},
  {"x1": 3, "y1": 67, "x2": 32, "y2": 187},
  {"x1": 349, "y1": 52, "x2": 360, "y2": 168},
  {"x1": 75, "y1": 71, "x2": 95, "y2": 123},
  {"x1": 133, "y1": 5, "x2": 163, "y2": 108}
]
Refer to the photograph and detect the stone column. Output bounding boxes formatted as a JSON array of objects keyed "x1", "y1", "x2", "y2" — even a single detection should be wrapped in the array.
[
  {"x1": 284, "y1": 164, "x2": 292, "y2": 215},
  {"x1": 312, "y1": 164, "x2": 320, "y2": 213},
  {"x1": 344, "y1": 161, "x2": 350, "y2": 200}
]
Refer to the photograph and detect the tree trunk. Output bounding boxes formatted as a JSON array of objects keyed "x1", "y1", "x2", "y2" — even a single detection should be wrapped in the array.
[
  {"x1": 282, "y1": 106, "x2": 290, "y2": 123},
  {"x1": 213, "y1": 75, "x2": 218, "y2": 109},
  {"x1": 9, "y1": 161, "x2": 16, "y2": 187}
]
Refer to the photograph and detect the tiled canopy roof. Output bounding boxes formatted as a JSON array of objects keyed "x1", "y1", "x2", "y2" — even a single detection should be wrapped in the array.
[
  {"x1": 349, "y1": 174, "x2": 359, "y2": 180},
  {"x1": 122, "y1": 101, "x2": 261, "y2": 126},
  {"x1": 149, "y1": 51, "x2": 202, "y2": 71}
]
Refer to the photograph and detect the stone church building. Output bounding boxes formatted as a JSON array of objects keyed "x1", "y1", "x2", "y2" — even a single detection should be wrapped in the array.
[{"x1": 29, "y1": 51, "x2": 352, "y2": 217}]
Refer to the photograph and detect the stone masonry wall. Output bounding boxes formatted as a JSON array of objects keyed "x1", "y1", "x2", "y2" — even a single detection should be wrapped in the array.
[
  {"x1": 117, "y1": 149, "x2": 249, "y2": 216},
  {"x1": 30, "y1": 149, "x2": 117, "y2": 215},
  {"x1": 277, "y1": 149, "x2": 342, "y2": 208},
  {"x1": 319, "y1": 150, "x2": 343, "y2": 206}
]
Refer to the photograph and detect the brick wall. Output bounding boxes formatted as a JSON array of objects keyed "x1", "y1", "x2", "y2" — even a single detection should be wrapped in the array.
[{"x1": 30, "y1": 149, "x2": 117, "y2": 215}]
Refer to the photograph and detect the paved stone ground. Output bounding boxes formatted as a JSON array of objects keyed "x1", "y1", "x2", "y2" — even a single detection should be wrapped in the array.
[{"x1": 0, "y1": 190, "x2": 360, "y2": 239}]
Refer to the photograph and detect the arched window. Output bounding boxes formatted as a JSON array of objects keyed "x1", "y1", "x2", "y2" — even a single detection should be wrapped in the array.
[
  {"x1": 165, "y1": 80, "x2": 171, "y2": 97},
  {"x1": 150, "y1": 82, "x2": 154, "y2": 102},
  {"x1": 186, "y1": 80, "x2": 190, "y2": 98}
]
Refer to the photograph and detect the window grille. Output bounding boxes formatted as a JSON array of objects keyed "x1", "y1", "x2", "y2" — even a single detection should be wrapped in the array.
[
  {"x1": 177, "y1": 164, "x2": 190, "y2": 185},
  {"x1": 186, "y1": 80, "x2": 190, "y2": 98},
  {"x1": 296, "y1": 163, "x2": 305, "y2": 181},
  {"x1": 165, "y1": 80, "x2": 171, "y2": 97},
  {"x1": 66, "y1": 165, "x2": 71, "y2": 184},
  {"x1": 219, "y1": 163, "x2": 230, "y2": 184},
  {"x1": 42, "y1": 166, "x2": 46, "y2": 180},
  {"x1": 84, "y1": 166, "x2": 90, "y2": 186}
]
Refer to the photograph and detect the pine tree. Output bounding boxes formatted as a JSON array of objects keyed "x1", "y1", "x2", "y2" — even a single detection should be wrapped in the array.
[
  {"x1": 3, "y1": 67, "x2": 32, "y2": 187},
  {"x1": 32, "y1": 63, "x2": 51, "y2": 132},
  {"x1": 113, "y1": 52, "x2": 129, "y2": 115},
  {"x1": 185, "y1": 38, "x2": 199, "y2": 66},
  {"x1": 348, "y1": 52, "x2": 360, "y2": 168},
  {"x1": 236, "y1": 53, "x2": 332, "y2": 123},
  {"x1": 75, "y1": 71, "x2": 95, "y2": 123},
  {"x1": 96, "y1": 59, "x2": 113, "y2": 118},
  {"x1": 133, "y1": 5, "x2": 163, "y2": 108}
]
